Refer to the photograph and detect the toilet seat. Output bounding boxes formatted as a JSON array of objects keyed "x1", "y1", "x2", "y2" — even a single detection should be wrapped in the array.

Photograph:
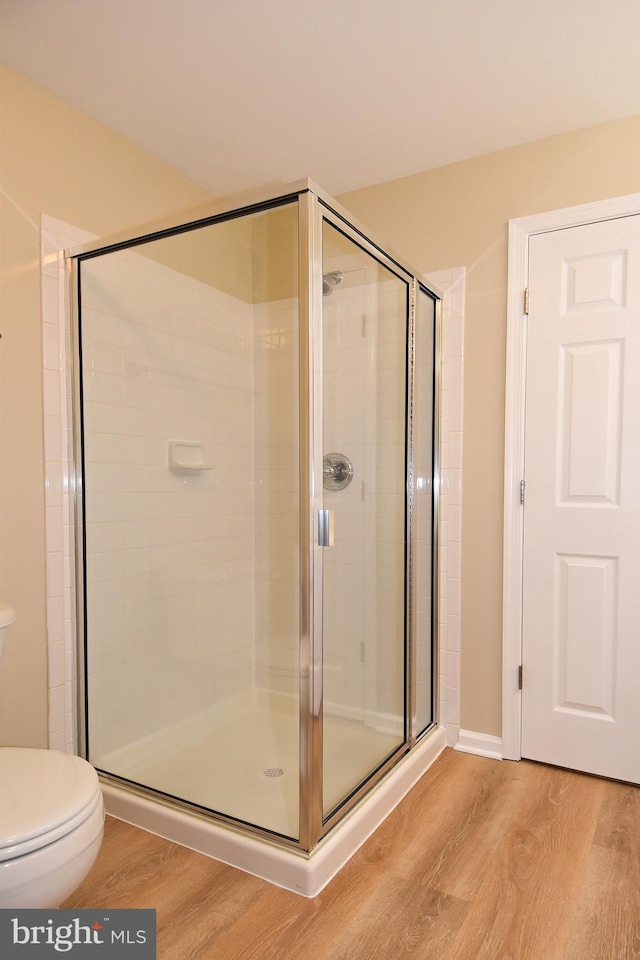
[{"x1": 0, "y1": 748, "x2": 102, "y2": 862}]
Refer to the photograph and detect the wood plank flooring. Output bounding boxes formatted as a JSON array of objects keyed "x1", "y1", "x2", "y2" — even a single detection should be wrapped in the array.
[{"x1": 63, "y1": 749, "x2": 640, "y2": 959}]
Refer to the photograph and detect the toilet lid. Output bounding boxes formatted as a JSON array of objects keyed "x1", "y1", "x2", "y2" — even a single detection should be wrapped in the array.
[{"x1": 0, "y1": 748, "x2": 101, "y2": 851}]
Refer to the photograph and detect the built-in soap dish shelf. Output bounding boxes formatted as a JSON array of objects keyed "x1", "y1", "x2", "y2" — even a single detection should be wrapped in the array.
[{"x1": 168, "y1": 440, "x2": 213, "y2": 473}]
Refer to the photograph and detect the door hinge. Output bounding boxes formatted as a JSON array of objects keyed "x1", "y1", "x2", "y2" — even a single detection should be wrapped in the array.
[
  {"x1": 523, "y1": 287, "x2": 530, "y2": 315},
  {"x1": 518, "y1": 664, "x2": 523, "y2": 690},
  {"x1": 520, "y1": 479, "x2": 525, "y2": 505}
]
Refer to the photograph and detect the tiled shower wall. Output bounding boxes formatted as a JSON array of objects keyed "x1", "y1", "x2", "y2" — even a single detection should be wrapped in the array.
[
  {"x1": 41, "y1": 216, "x2": 464, "y2": 754},
  {"x1": 79, "y1": 250, "x2": 256, "y2": 760},
  {"x1": 252, "y1": 296, "x2": 300, "y2": 695}
]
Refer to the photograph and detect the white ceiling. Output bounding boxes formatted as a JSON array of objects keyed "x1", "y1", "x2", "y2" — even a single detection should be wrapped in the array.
[{"x1": 1, "y1": 0, "x2": 639, "y2": 197}]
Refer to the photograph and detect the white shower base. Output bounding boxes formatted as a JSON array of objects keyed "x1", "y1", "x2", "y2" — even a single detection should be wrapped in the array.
[
  {"x1": 98, "y1": 690, "x2": 446, "y2": 896},
  {"x1": 96, "y1": 689, "x2": 403, "y2": 838}
]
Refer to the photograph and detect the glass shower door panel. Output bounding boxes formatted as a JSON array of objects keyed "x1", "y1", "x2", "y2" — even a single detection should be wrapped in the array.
[
  {"x1": 79, "y1": 202, "x2": 301, "y2": 838},
  {"x1": 321, "y1": 221, "x2": 408, "y2": 819}
]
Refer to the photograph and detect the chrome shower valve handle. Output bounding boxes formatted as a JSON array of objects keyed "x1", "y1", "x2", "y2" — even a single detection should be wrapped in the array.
[{"x1": 322, "y1": 453, "x2": 354, "y2": 491}]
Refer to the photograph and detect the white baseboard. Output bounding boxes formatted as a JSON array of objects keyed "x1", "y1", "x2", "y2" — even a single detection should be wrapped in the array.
[{"x1": 454, "y1": 729, "x2": 503, "y2": 760}]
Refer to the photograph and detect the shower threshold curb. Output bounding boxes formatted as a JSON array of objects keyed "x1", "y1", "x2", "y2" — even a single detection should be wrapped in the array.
[{"x1": 101, "y1": 725, "x2": 446, "y2": 897}]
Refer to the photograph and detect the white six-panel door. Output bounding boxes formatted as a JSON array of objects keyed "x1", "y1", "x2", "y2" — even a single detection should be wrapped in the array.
[{"x1": 521, "y1": 214, "x2": 640, "y2": 783}]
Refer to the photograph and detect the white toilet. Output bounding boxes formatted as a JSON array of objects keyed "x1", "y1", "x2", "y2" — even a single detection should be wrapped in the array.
[{"x1": 0, "y1": 606, "x2": 104, "y2": 908}]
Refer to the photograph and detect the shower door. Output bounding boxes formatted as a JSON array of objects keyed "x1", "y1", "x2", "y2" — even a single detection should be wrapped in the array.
[
  {"x1": 76, "y1": 199, "x2": 304, "y2": 841},
  {"x1": 320, "y1": 216, "x2": 410, "y2": 821}
]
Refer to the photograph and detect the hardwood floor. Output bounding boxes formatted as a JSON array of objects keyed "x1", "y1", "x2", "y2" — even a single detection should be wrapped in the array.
[{"x1": 63, "y1": 749, "x2": 640, "y2": 959}]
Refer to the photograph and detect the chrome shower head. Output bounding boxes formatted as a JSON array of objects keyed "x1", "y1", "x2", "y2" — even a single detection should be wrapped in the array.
[{"x1": 322, "y1": 271, "x2": 343, "y2": 296}]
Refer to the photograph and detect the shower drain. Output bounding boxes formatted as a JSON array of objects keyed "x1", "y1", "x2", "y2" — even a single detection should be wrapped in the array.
[{"x1": 259, "y1": 766, "x2": 285, "y2": 781}]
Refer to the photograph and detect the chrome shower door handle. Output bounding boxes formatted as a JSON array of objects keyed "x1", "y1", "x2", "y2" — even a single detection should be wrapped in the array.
[{"x1": 318, "y1": 509, "x2": 334, "y2": 547}]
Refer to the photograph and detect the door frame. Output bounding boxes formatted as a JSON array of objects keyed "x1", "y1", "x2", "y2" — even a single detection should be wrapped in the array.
[{"x1": 502, "y1": 192, "x2": 640, "y2": 761}]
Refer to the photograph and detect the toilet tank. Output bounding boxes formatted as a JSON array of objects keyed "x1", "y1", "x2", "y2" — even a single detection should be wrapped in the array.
[{"x1": 0, "y1": 606, "x2": 15, "y2": 656}]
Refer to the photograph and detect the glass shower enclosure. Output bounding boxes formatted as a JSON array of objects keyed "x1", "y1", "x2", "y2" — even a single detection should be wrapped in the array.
[{"x1": 70, "y1": 180, "x2": 439, "y2": 854}]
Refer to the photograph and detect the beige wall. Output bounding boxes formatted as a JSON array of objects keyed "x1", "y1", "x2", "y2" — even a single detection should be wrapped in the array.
[
  {"x1": 339, "y1": 115, "x2": 640, "y2": 736},
  {"x1": 0, "y1": 64, "x2": 215, "y2": 746}
]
